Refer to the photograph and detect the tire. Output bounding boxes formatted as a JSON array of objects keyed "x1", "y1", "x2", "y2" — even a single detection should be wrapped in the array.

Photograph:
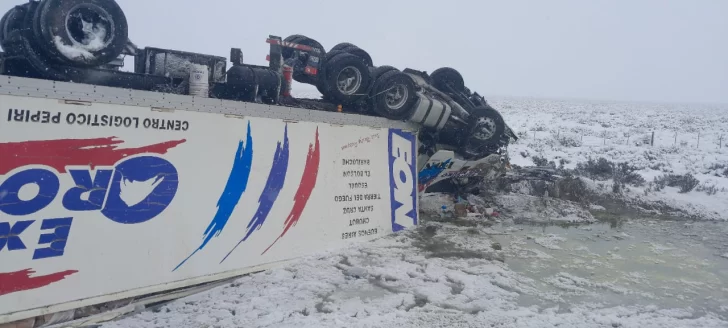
[
  {"x1": 281, "y1": 34, "x2": 325, "y2": 60},
  {"x1": 283, "y1": 34, "x2": 325, "y2": 85},
  {"x1": 0, "y1": 4, "x2": 30, "y2": 52},
  {"x1": 369, "y1": 65, "x2": 398, "y2": 83},
  {"x1": 371, "y1": 71, "x2": 418, "y2": 120},
  {"x1": 319, "y1": 53, "x2": 372, "y2": 104},
  {"x1": 0, "y1": 7, "x2": 13, "y2": 46},
  {"x1": 431, "y1": 67, "x2": 465, "y2": 93},
  {"x1": 315, "y1": 50, "x2": 359, "y2": 97},
  {"x1": 313, "y1": 50, "x2": 347, "y2": 95},
  {"x1": 364, "y1": 69, "x2": 399, "y2": 113},
  {"x1": 282, "y1": 34, "x2": 305, "y2": 59},
  {"x1": 330, "y1": 42, "x2": 356, "y2": 52},
  {"x1": 460, "y1": 106, "x2": 506, "y2": 150},
  {"x1": 33, "y1": 0, "x2": 128, "y2": 67},
  {"x1": 330, "y1": 42, "x2": 373, "y2": 67}
]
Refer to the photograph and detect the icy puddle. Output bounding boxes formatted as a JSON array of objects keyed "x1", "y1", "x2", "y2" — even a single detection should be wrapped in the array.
[{"x1": 491, "y1": 219, "x2": 728, "y2": 316}]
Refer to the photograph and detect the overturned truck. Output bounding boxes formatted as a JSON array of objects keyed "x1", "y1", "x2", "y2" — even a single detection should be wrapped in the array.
[
  {"x1": 0, "y1": 0, "x2": 516, "y2": 165},
  {"x1": 0, "y1": 0, "x2": 517, "y2": 326}
]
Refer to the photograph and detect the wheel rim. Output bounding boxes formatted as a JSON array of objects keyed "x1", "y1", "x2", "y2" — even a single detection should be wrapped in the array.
[
  {"x1": 64, "y1": 4, "x2": 113, "y2": 52},
  {"x1": 385, "y1": 83, "x2": 408, "y2": 110},
  {"x1": 336, "y1": 66, "x2": 362, "y2": 95},
  {"x1": 472, "y1": 116, "x2": 497, "y2": 141}
]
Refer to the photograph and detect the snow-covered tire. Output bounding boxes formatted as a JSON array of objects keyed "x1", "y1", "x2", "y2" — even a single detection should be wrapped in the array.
[
  {"x1": 319, "y1": 53, "x2": 372, "y2": 104},
  {"x1": 371, "y1": 71, "x2": 418, "y2": 120},
  {"x1": 32, "y1": 0, "x2": 128, "y2": 67},
  {"x1": 329, "y1": 42, "x2": 373, "y2": 67},
  {"x1": 431, "y1": 67, "x2": 465, "y2": 93}
]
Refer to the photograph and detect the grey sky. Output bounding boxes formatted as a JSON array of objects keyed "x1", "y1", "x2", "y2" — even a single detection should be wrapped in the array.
[{"x1": 2, "y1": 0, "x2": 726, "y2": 104}]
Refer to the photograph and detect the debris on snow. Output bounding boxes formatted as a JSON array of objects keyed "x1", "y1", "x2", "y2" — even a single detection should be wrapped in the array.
[{"x1": 494, "y1": 194, "x2": 596, "y2": 224}]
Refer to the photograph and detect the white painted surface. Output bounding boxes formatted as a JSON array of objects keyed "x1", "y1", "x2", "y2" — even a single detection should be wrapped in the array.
[{"x1": 0, "y1": 94, "x2": 418, "y2": 322}]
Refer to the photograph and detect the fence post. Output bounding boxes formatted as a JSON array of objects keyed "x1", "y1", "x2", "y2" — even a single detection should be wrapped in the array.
[
  {"x1": 651, "y1": 131, "x2": 654, "y2": 146},
  {"x1": 674, "y1": 132, "x2": 677, "y2": 146},
  {"x1": 697, "y1": 132, "x2": 700, "y2": 148}
]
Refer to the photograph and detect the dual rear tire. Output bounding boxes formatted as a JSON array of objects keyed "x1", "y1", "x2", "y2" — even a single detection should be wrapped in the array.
[
  {"x1": 369, "y1": 69, "x2": 418, "y2": 120},
  {"x1": 1, "y1": 0, "x2": 128, "y2": 68}
]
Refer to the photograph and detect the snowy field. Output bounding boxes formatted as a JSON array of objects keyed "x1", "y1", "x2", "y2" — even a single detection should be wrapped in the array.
[
  {"x1": 491, "y1": 96, "x2": 728, "y2": 221},
  {"x1": 100, "y1": 95, "x2": 728, "y2": 328}
]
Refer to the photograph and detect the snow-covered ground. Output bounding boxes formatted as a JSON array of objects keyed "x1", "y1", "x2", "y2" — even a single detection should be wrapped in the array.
[
  {"x1": 100, "y1": 95, "x2": 728, "y2": 327},
  {"x1": 490, "y1": 96, "x2": 728, "y2": 221},
  {"x1": 101, "y1": 222, "x2": 728, "y2": 328}
]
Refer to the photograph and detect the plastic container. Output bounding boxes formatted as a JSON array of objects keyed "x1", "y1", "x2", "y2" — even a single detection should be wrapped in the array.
[{"x1": 188, "y1": 64, "x2": 209, "y2": 97}]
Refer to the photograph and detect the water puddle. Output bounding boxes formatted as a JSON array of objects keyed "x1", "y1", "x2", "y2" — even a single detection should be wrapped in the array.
[{"x1": 492, "y1": 219, "x2": 728, "y2": 316}]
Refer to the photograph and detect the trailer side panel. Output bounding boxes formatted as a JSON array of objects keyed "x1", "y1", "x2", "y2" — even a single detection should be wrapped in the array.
[{"x1": 0, "y1": 88, "x2": 418, "y2": 323}]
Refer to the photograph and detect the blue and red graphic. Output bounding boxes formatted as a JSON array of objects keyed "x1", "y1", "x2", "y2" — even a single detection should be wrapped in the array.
[
  {"x1": 173, "y1": 124, "x2": 321, "y2": 270},
  {"x1": 388, "y1": 129, "x2": 417, "y2": 232},
  {"x1": 221, "y1": 125, "x2": 290, "y2": 263},
  {"x1": 263, "y1": 127, "x2": 320, "y2": 255},
  {"x1": 0, "y1": 137, "x2": 185, "y2": 294},
  {"x1": 417, "y1": 158, "x2": 453, "y2": 192}
]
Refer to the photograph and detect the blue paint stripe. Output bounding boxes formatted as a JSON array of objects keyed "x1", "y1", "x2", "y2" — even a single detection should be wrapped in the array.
[
  {"x1": 173, "y1": 122, "x2": 254, "y2": 272},
  {"x1": 220, "y1": 125, "x2": 290, "y2": 263}
]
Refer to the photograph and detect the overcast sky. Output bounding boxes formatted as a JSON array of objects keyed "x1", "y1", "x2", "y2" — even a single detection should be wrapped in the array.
[{"x1": 2, "y1": 0, "x2": 726, "y2": 104}]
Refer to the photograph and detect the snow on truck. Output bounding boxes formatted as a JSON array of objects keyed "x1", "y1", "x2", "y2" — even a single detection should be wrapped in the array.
[{"x1": 0, "y1": 0, "x2": 516, "y2": 325}]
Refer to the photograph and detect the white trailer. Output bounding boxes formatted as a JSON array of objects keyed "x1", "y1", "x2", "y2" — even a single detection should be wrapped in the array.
[{"x1": 0, "y1": 75, "x2": 421, "y2": 325}]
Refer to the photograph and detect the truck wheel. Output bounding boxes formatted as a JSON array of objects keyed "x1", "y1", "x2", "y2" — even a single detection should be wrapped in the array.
[
  {"x1": 320, "y1": 53, "x2": 372, "y2": 104},
  {"x1": 431, "y1": 67, "x2": 465, "y2": 93},
  {"x1": 371, "y1": 71, "x2": 418, "y2": 120},
  {"x1": 32, "y1": 0, "x2": 128, "y2": 67},
  {"x1": 0, "y1": 4, "x2": 30, "y2": 51},
  {"x1": 329, "y1": 42, "x2": 373, "y2": 67},
  {"x1": 284, "y1": 34, "x2": 326, "y2": 85},
  {"x1": 330, "y1": 42, "x2": 356, "y2": 52},
  {"x1": 0, "y1": 7, "x2": 13, "y2": 46},
  {"x1": 366, "y1": 65, "x2": 399, "y2": 98},
  {"x1": 313, "y1": 50, "x2": 346, "y2": 95},
  {"x1": 463, "y1": 106, "x2": 506, "y2": 145},
  {"x1": 281, "y1": 34, "x2": 304, "y2": 59},
  {"x1": 282, "y1": 34, "x2": 325, "y2": 60},
  {"x1": 370, "y1": 65, "x2": 398, "y2": 82}
]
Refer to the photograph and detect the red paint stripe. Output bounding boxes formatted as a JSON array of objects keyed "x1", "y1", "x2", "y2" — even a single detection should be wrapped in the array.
[
  {"x1": 263, "y1": 127, "x2": 320, "y2": 255},
  {"x1": 0, "y1": 137, "x2": 186, "y2": 175},
  {"x1": 0, "y1": 269, "x2": 78, "y2": 296}
]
